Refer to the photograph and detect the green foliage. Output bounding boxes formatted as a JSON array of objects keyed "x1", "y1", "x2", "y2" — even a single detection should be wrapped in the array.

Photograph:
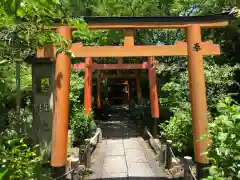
[
  {"x1": 202, "y1": 97, "x2": 240, "y2": 180},
  {"x1": 69, "y1": 70, "x2": 91, "y2": 146},
  {"x1": 0, "y1": 0, "x2": 87, "y2": 178},
  {"x1": 130, "y1": 99, "x2": 151, "y2": 121},
  {"x1": 158, "y1": 54, "x2": 238, "y2": 154},
  {"x1": 70, "y1": 108, "x2": 96, "y2": 145},
  {"x1": 130, "y1": 99, "x2": 153, "y2": 128},
  {"x1": 0, "y1": 138, "x2": 49, "y2": 180},
  {"x1": 159, "y1": 103, "x2": 193, "y2": 153},
  {"x1": 70, "y1": 70, "x2": 85, "y2": 110}
]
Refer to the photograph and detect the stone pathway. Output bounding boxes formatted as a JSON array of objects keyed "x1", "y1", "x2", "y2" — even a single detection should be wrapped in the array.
[{"x1": 91, "y1": 105, "x2": 166, "y2": 179}]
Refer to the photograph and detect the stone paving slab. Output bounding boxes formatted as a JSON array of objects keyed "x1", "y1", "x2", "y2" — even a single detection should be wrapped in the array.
[
  {"x1": 128, "y1": 162, "x2": 155, "y2": 177},
  {"x1": 138, "y1": 137, "x2": 167, "y2": 177},
  {"x1": 104, "y1": 144, "x2": 125, "y2": 156},
  {"x1": 123, "y1": 138, "x2": 142, "y2": 149},
  {"x1": 90, "y1": 141, "x2": 107, "y2": 179},
  {"x1": 101, "y1": 172, "x2": 128, "y2": 179},
  {"x1": 91, "y1": 137, "x2": 167, "y2": 179},
  {"x1": 107, "y1": 139, "x2": 123, "y2": 144},
  {"x1": 102, "y1": 155, "x2": 127, "y2": 174},
  {"x1": 125, "y1": 148, "x2": 148, "y2": 163}
]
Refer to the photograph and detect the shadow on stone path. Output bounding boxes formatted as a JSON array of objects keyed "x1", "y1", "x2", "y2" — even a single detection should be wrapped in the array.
[
  {"x1": 96, "y1": 105, "x2": 139, "y2": 139},
  {"x1": 91, "y1": 105, "x2": 167, "y2": 180}
]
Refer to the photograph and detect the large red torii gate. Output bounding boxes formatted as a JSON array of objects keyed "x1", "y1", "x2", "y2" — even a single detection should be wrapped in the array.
[{"x1": 37, "y1": 13, "x2": 234, "y2": 179}]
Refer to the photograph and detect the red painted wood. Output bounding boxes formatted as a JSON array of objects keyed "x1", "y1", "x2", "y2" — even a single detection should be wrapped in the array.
[
  {"x1": 148, "y1": 57, "x2": 159, "y2": 118},
  {"x1": 94, "y1": 63, "x2": 148, "y2": 69},
  {"x1": 186, "y1": 25, "x2": 209, "y2": 164},
  {"x1": 51, "y1": 26, "x2": 71, "y2": 167},
  {"x1": 84, "y1": 57, "x2": 93, "y2": 115},
  {"x1": 101, "y1": 74, "x2": 137, "y2": 79},
  {"x1": 72, "y1": 62, "x2": 148, "y2": 70},
  {"x1": 38, "y1": 41, "x2": 220, "y2": 58},
  {"x1": 97, "y1": 71, "x2": 101, "y2": 108},
  {"x1": 72, "y1": 62, "x2": 85, "y2": 69}
]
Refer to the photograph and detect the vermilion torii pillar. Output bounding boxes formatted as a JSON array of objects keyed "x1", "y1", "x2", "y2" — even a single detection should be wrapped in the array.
[
  {"x1": 186, "y1": 25, "x2": 210, "y2": 179},
  {"x1": 84, "y1": 57, "x2": 93, "y2": 115},
  {"x1": 148, "y1": 56, "x2": 159, "y2": 137},
  {"x1": 96, "y1": 70, "x2": 102, "y2": 109},
  {"x1": 51, "y1": 26, "x2": 71, "y2": 167}
]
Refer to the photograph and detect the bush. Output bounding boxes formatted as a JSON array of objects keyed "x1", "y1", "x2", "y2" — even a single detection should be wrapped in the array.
[
  {"x1": 159, "y1": 102, "x2": 194, "y2": 154},
  {"x1": 130, "y1": 99, "x2": 148, "y2": 120},
  {"x1": 0, "y1": 138, "x2": 49, "y2": 180},
  {"x1": 70, "y1": 108, "x2": 96, "y2": 145},
  {"x1": 130, "y1": 99, "x2": 152, "y2": 128},
  {"x1": 203, "y1": 97, "x2": 240, "y2": 180}
]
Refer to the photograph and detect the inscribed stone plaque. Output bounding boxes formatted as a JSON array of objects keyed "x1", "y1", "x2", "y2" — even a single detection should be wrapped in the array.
[{"x1": 32, "y1": 62, "x2": 55, "y2": 162}]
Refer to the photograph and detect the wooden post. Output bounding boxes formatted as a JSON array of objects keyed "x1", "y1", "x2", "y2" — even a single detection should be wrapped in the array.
[
  {"x1": 148, "y1": 57, "x2": 159, "y2": 137},
  {"x1": 124, "y1": 29, "x2": 134, "y2": 47},
  {"x1": 84, "y1": 139, "x2": 91, "y2": 170},
  {"x1": 136, "y1": 73, "x2": 142, "y2": 104},
  {"x1": 186, "y1": 25, "x2": 209, "y2": 179},
  {"x1": 159, "y1": 144, "x2": 166, "y2": 166},
  {"x1": 184, "y1": 156, "x2": 193, "y2": 180},
  {"x1": 51, "y1": 26, "x2": 71, "y2": 168},
  {"x1": 84, "y1": 57, "x2": 93, "y2": 115},
  {"x1": 118, "y1": 57, "x2": 123, "y2": 64},
  {"x1": 79, "y1": 144, "x2": 85, "y2": 165},
  {"x1": 97, "y1": 128, "x2": 102, "y2": 143},
  {"x1": 71, "y1": 157, "x2": 80, "y2": 180},
  {"x1": 124, "y1": 29, "x2": 134, "y2": 105},
  {"x1": 97, "y1": 70, "x2": 101, "y2": 109},
  {"x1": 165, "y1": 140, "x2": 173, "y2": 169}
]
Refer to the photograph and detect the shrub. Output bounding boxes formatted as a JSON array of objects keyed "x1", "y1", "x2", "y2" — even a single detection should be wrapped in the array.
[
  {"x1": 0, "y1": 138, "x2": 49, "y2": 180},
  {"x1": 130, "y1": 98, "x2": 152, "y2": 128},
  {"x1": 70, "y1": 108, "x2": 96, "y2": 145},
  {"x1": 203, "y1": 97, "x2": 240, "y2": 180},
  {"x1": 130, "y1": 99, "x2": 148, "y2": 120},
  {"x1": 159, "y1": 102, "x2": 194, "y2": 154}
]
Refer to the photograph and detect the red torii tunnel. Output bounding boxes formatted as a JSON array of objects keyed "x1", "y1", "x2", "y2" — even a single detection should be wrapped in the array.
[
  {"x1": 37, "y1": 13, "x2": 234, "y2": 179},
  {"x1": 71, "y1": 59, "x2": 152, "y2": 113},
  {"x1": 72, "y1": 61, "x2": 146, "y2": 106}
]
